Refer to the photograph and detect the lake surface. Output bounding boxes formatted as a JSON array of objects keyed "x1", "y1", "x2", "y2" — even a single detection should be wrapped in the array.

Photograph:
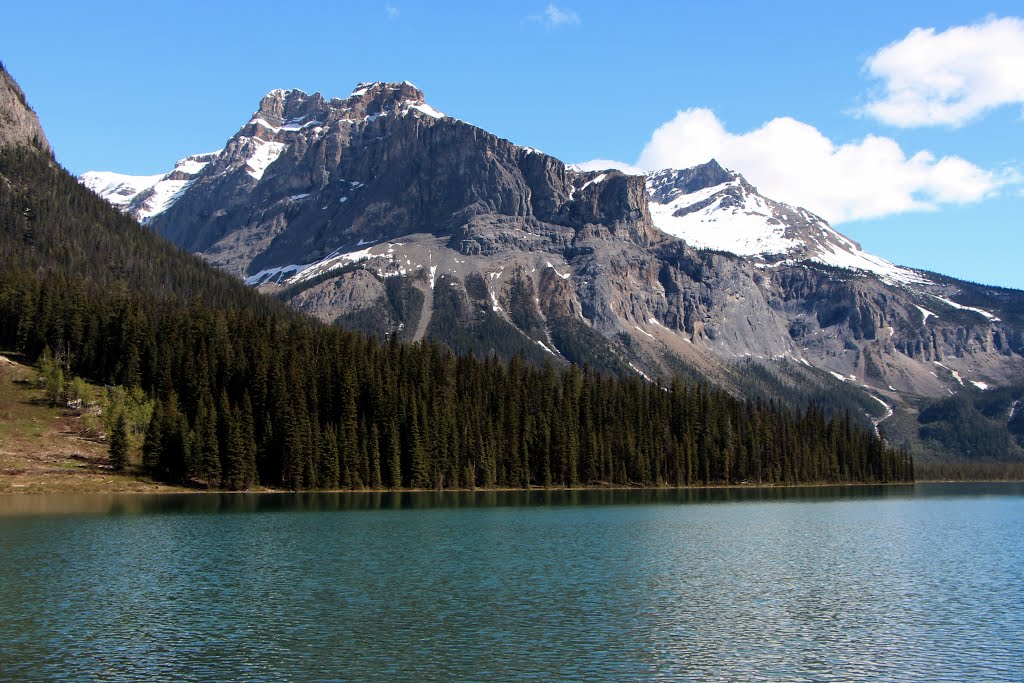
[{"x1": 1, "y1": 484, "x2": 1022, "y2": 682}]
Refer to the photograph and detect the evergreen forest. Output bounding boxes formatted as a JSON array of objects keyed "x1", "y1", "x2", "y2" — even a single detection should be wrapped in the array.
[{"x1": 0, "y1": 144, "x2": 914, "y2": 490}]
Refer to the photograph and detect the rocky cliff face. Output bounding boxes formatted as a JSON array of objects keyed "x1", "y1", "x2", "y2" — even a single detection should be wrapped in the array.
[
  {"x1": 80, "y1": 82, "x2": 1024, "y2": 419},
  {"x1": 0, "y1": 64, "x2": 50, "y2": 153}
]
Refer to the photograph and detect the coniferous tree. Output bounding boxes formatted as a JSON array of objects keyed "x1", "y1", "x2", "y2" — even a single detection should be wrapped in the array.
[
  {"x1": 142, "y1": 397, "x2": 166, "y2": 474},
  {"x1": 109, "y1": 412, "x2": 128, "y2": 471},
  {"x1": 194, "y1": 392, "x2": 220, "y2": 488}
]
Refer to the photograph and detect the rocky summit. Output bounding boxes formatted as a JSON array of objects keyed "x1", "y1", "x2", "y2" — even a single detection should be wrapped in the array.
[
  {"x1": 0, "y1": 63, "x2": 49, "y2": 153},
  {"x1": 82, "y1": 81, "x2": 1024, "y2": 449}
]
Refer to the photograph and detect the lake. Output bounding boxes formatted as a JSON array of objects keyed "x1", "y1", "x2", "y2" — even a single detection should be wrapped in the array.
[{"x1": 1, "y1": 484, "x2": 1022, "y2": 682}]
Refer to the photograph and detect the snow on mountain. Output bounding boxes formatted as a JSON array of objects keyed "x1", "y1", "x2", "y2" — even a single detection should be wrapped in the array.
[
  {"x1": 80, "y1": 152, "x2": 217, "y2": 223},
  {"x1": 646, "y1": 162, "x2": 929, "y2": 286},
  {"x1": 243, "y1": 139, "x2": 287, "y2": 180},
  {"x1": 81, "y1": 82, "x2": 446, "y2": 224},
  {"x1": 80, "y1": 171, "x2": 164, "y2": 208},
  {"x1": 72, "y1": 80, "x2": 1022, "y2": 407},
  {"x1": 243, "y1": 245, "x2": 379, "y2": 286}
]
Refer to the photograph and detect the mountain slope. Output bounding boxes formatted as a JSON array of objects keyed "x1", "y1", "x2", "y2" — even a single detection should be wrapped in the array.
[
  {"x1": 81, "y1": 81, "x2": 1024, "y2": 463},
  {"x1": 2, "y1": 67, "x2": 913, "y2": 489}
]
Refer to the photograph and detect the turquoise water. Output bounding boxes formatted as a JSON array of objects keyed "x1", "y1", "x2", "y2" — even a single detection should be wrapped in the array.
[{"x1": 1, "y1": 484, "x2": 1022, "y2": 682}]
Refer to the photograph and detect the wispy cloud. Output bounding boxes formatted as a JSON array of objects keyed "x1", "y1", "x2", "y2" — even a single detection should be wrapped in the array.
[
  {"x1": 861, "y1": 16, "x2": 1024, "y2": 127},
  {"x1": 385, "y1": 4, "x2": 400, "y2": 19},
  {"x1": 579, "y1": 108, "x2": 1017, "y2": 224},
  {"x1": 530, "y1": 4, "x2": 581, "y2": 29}
]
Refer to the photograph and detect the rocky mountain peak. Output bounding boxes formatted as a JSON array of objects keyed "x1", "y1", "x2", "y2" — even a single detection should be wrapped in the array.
[
  {"x1": 255, "y1": 88, "x2": 322, "y2": 121},
  {"x1": 0, "y1": 63, "x2": 51, "y2": 153},
  {"x1": 247, "y1": 88, "x2": 330, "y2": 137},
  {"x1": 645, "y1": 160, "x2": 927, "y2": 286},
  {"x1": 340, "y1": 81, "x2": 440, "y2": 120},
  {"x1": 348, "y1": 80, "x2": 424, "y2": 104},
  {"x1": 647, "y1": 159, "x2": 737, "y2": 204}
]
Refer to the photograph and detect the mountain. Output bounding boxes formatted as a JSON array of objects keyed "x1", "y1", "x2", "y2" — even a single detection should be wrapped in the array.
[
  {"x1": 1, "y1": 66, "x2": 913, "y2": 490},
  {"x1": 81, "y1": 82, "x2": 1024, "y2": 464},
  {"x1": 646, "y1": 162, "x2": 924, "y2": 285}
]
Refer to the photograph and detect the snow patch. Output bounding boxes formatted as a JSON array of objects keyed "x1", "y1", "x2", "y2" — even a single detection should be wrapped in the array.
[
  {"x1": 629, "y1": 363, "x2": 653, "y2": 383},
  {"x1": 81, "y1": 152, "x2": 217, "y2": 222},
  {"x1": 579, "y1": 173, "x2": 607, "y2": 192},
  {"x1": 245, "y1": 139, "x2": 286, "y2": 180},
  {"x1": 545, "y1": 261, "x2": 570, "y2": 280},
  {"x1": 250, "y1": 116, "x2": 322, "y2": 133},
  {"x1": 80, "y1": 171, "x2": 164, "y2": 207},
  {"x1": 646, "y1": 172, "x2": 928, "y2": 285},
  {"x1": 971, "y1": 381, "x2": 989, "y2": 391},
  {"x1": 914, "y1": 305, "x2": 936, "y2": 324},
  {"x1": 244, "y1": 245, "x2": 378, "y2": 287},
  {"x1": 243, "y1": 264, "x2": 305, "y2": 286},
  {"x1": 407, "y1": 102, "x2": 445, "y2": 119},
  {"x1": 931, "y1": 296, "x2": 1000, "y2": 322},
  {"x1": 869, "y1": 395, "x2": 894, "y2": 437},
  {"x1": 650, "y1": 189, "x2": 804, "y2": 257},
  {"x1": 934, "y1": 361, "x2": 964, "y2": 386}
]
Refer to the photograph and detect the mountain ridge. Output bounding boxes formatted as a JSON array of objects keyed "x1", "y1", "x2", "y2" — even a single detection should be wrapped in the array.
[{"x1": 77, "y1": 81, "x2": 1024, "y2": 463}]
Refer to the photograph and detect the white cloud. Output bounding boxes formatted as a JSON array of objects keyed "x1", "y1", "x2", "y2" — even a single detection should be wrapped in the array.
[
  {"x1": 578, "y1": 108, "x2": 1012, "y2": 224},
  {"x1": 862, "y1": 16, "x2": 1024, "y2": 127},
  {"x1": 385, "y1": 4, "x2": 400, "y2": 19},
  {"x1": 571, "y1": 159, "x2": 645, "y2": 176},
  {"x1": 531, "y1": 4, "x2": 580, "y2": 28}
]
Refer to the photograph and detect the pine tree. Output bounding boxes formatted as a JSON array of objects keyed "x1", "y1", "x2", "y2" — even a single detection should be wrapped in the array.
[
  {"x1": 109, "y1": 412, "x2": 128, "y2": 471},
  {"x1": 142, "y1": 397, "x2": 165, "y2": 474},
  {"x1": 194, "y1": 392, "x2": 220, "y2": 488}
]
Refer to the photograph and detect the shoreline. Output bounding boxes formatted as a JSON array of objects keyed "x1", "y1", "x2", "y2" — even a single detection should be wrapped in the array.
[{"x1": 4, "y1": 476, "x2": 1020, "y2": 498}]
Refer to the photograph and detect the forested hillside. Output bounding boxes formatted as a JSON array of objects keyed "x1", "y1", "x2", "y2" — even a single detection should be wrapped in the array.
[{"x1": 0, "y1": 140, "x2": 913, "y2": 490}]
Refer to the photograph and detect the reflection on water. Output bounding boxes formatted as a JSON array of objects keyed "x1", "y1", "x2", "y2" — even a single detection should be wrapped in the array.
[
  {"x1": 1, "y1": 483, "x2": 1022, "y2": 682},
  {"x1": 3, "y1": 482, "x2": 1019, "y2": 517}
]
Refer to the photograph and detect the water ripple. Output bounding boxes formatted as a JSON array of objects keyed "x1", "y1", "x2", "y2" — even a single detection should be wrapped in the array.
[{"x1": 1, "y1": 484, "x2": 1022, "y2": 682}]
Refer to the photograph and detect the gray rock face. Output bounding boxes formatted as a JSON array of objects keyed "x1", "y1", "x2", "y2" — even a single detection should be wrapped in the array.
[
  {"x1": 119, "y1": 83, "x2": 655, "y2": 278},
  {"x1": 0, "y1": 64, "x2": 50, "y2": 153},
  {"x1": 81, "y1": 81, "x2": 1024, "y2": 409}
]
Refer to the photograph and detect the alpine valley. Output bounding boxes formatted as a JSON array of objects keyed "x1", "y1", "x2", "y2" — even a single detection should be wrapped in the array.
[{"x1": 79, "y1": 81, "x2": 1024, "y2": 469}]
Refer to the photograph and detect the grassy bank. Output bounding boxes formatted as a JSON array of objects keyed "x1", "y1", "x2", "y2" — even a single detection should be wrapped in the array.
[{"x1": 0, "y1": 353, "x2": 190, "y2": 494}]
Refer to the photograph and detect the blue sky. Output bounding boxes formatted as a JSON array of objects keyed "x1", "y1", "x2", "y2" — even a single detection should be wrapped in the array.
[{"x1": 4, "y1": 1, "x2": 1022, "y2": 288}]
